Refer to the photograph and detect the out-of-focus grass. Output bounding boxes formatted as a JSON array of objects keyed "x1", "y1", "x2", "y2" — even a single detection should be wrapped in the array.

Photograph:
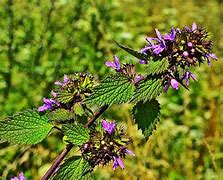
[{"x1": 0, "y1": 0, "x2": 223, "y2": 179}]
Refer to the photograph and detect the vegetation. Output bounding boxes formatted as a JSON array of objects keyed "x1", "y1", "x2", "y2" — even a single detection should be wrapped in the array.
[{"x1": 0, "y1": 0, "x2": 222, "y2": 179}]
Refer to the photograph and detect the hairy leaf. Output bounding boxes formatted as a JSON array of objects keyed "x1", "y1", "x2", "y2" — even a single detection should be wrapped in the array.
[
  {"x1": 132, "y1": 78, "x2": 163, "y2": 103},
  {"x1": 86, "y1": 75, "x2": 135, "y2": 106},
  {"x1": 115, "y1": 42, "x2": 150, "y2": 61},
  {"x1": 63, "y1": 124, "x2": 90, "y2": 145},
  {"x1": 0, "y1": 110, "x2": 53, "y2": 145},
  {"x1": 53, "y1": 156, "x2": 91, "y2": 180},
  {"x1": 132, "y1": 99, "x2": 160, "y2": 138},
  {"x1": 49, "y1": 108, "x2": 75, "y2": 121},
  {"x1": 146, "y1": 59, "x2": 169, "y2": 75},
  {"x1": 55, "y1": 91, "x2": 73, "y2": 104}
]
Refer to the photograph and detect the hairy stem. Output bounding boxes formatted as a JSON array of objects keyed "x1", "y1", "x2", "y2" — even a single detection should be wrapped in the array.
[{"x1": 41, "y1": 105, "x2": 109, "y2": 180}]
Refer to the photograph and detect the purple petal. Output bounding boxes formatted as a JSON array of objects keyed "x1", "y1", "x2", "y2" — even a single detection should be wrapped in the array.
[
  {"x1": 50, "y1": 99, "x2": 60, "y2": 107},
  {"x1": 153, "y1": 44, "x2": 165, "y2": 55},
  {"x1": 51, "y1": 91, "x2": 57, "y2": 98},
  {"x1": 113, "y1": 157, "x2": 124, "y2": 170},
  {"x1": 10, "y1": 177, "x2": 19, "y2": 180},
  {"x1": 102, "y1": 119, "x2": 116, "y2": 135},
  {"x1": 187, "y1": 42, "x2": 193, "y2": 47},
  {"x1": 38, "y1": 104, "x2": 51, "y2": 112},
  {"x1": 170, "y1": 79, "x2": 179, "y2": 90},
  {"x1": 42, "y1": 97, "x2": 52, "y2": 105},
  {"x1": 126, "y1": 149, "x2": 135, "y2": 156},
  {"x1": 164, "y1": 83, "x2": 170, "y2": 92},
  {"x1": 63, "y1": 75, "x2": 69, "y2": 83},
  {"x1": 134, "y1": 74, "x2": 144, "y2": 84},
  {"x1": 183, "y1": 51, "x2": 189, "y2": 57},
  {"x1": 141, "y1": 46, "x2": 151, "y2": 53},
  {"x1": 209, "y1": 53, "x2": 218, "y2": 60},
  {"x1": 55, "y1": 81, "x2": 62, "y2": 86},
  {"x1": 146, "y1": 37, "x2": 156, "y2": 45},
  {"x1": 192, "y1": 22, "x2": 197, "y2": 31},
  {"x1": 155, "y1": 29, "x2": 162, "y2": 40},
  {"x1": 19, "y1": 172, "x2": 26, "y2": 180},
  {"x1": 114, "y1": 55, "x2": 121, "y2": 71},
  {"x1": 163, "y1": 28, "x2": 175, "y2": 41},
  {"x1": 105, "y1": 61, "x2": 116, "y2": 68},
  {"x1": 139, "y1": 59, "x2": 147, "y2": 64}
]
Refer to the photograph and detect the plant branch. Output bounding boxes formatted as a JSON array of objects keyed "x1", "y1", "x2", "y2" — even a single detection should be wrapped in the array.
[{"x1": 41, "y1": 105, "x2": 109, "y2": 180}]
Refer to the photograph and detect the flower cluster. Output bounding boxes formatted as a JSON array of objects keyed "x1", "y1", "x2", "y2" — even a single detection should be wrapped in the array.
[
  {"x1": 38, "y1": 73, "x2": 95, "y2": 113},
  {"x1": 141, "y1": 23, "x2": 218, "y2": 91},
  {"x1": 10, "y1": 172, "x2": 26, "y2": 180},
  {"x1": 80, "y1": 119, "x2": 135, "y2": 170},
  {"x1": 105, "y1": 55, "x2": 144, "y2": 84}
]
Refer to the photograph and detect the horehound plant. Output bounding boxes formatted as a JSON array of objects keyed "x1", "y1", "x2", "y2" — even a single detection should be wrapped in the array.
[{"x1": 1, "y1": 23, "x2": 218, "y2": 180}]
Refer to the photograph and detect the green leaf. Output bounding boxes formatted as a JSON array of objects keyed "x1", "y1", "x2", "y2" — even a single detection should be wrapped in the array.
[
  {"x1": 0, "y1": 110, "x2": 53, "y2": 145},
  {"x1": 132, "y1": 78, "x2": 163, "y2": 103},
  {"x1": 63, "y1": 124, "x2": 90, "y2": 145},
  {"x1": 86, "y1": 75, "x2": 135, "y2": 106},
  {"x1": 55, "y1": 91, "x2": 74, "y2": 104},
  {"x1": 53, "y1": 156, "x2": 91, "y2": 180},
  {"x1": 132, "y1": 99, "x2": 161, "y2": 138},
  {"x1": 115, "y1": 41, "x2": 150, "y2": 61},
  {"x1": 146, "y1": 59, "x2": 169, "y2": 75},
  {"x1": 49, "y1": 108, "x2": 75, "y2": 122}
]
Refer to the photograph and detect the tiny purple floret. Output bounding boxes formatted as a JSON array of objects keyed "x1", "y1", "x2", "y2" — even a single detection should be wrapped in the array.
[
  {"x1": 102, "y1": 119, "x2": 116, "y2": 135},
  {"x1": 38, "y1": 97, "x2": 60, "y2": 112},
  {"x1": 205, "y1": 53, "x2": 218, "y2": 66},
  {"x1": 192, "y1": 22, "x2": 197, "y2": 31},
  {"x1": 134, "y1": 74, "x2": 144, "y2": 84},
  {"x1": 11, "y1": 172, "x2": 26, "y2": 180},
  {"x1": 187, "y1": 42, "x2": 193, "y2": 47},
  {"x1": 184, "y1": 71, "x2": 197, "y2": 86},
  {"x1": 170, "y1": 79, "x2": 179, "y2": 90},
  {"x1": 126, "y1": 149, "x2": 135, "y2": 156},
  {"x1": 113, "y1": 156, "x2": 125, "y2": 170},
  {"x1": 183, "y1": 51, "x2": 189, "y2": 57},
  {"x1": 105, "y1": 55, "x2": 121, "y2": 71},
  {"x1": 163, "y1": 27, "x2": 176, "y2": 41}
]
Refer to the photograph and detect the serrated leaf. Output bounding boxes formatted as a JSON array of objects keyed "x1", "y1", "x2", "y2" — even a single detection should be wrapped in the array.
[
  {"x1": 55, "y1": 91, "x2": 73, "y2": 104},
  {"x1": 132, "y1": 99, "x2": 160, "y2": 138},
  {"x1": 146, "y1": 59, "x2": 169, "y2": 75},
  {"x1": 132, "y1": 78, "x2": 163, "y2": 103},
  {"x1": 63, "y1": 124, "x2": 90, "y2": 145},
  {"x1": 53, "y1": 156, "x2": 91, "y2": 180},
  {"x1": 49, "y1": 108, "x2": 75, "y2": 121},
  {"x1": 0, "y1": 110, "x2": 53, "y2": 145},
  {"x1": 115, "y1": 42, "x2": 150, "y2": 61},
  {"x1": 86, "y1": 75, "x2": 135, "y2": 106}
]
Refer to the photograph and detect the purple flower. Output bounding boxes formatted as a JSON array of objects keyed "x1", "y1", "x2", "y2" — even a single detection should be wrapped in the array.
[
  {"x1": 205, "y1": 53, "x2": 218, "y2": 66},
  {"x1": 184, "y1": 71, "x2": 197, "y2": 86},
  {"x1": 51, "y1": 91, "x2": 57, "y2": 98},
  {"x1": 133, "y1": 74, "x2": 144, "y2": 84},
  {"x1": 125, "y1": 149, "x2": 135, "y2": 156},
  {"x1": 105, "y1": 55, "x2": 121, "y2": 71},
  {"x1": 192, "y1": 22, "x2": 197, "y2": 31},
  {"x1": 38, "y1": 97, "x2": 60, "y2": 112},
  {"x1": 185, "y1": 22, "x2": 197, "y2": 32},
  {"x1": 183, "y1": 51, "x2": 189, "y2": 57},
  {"x1": 187, "y1": 42, "x2": 193, "y2": 48},
  {"x1": 163, "y1": 27, "x2": 176, "y2": 41},
  {"x1": 11, "y1": 172, "x2": 26, "y2": 180},
  {"x1": 113, "y1": 156, "x2": 124, "y2": 170},
  {"x1": 55, "y1": 74, "x2": 69, "y2": 86},
  {"x1": 139, "y1": 59, "x2": 147, "y2": 64},
  {"x1": 153, "y1": 29, "x2": 167, "y2": 55},
  {"x1": 102, "y1": 119, "x2": 116, "y2": 135},
  {"x1": 170, "y1": 79, "x2": 179, "y2": 90}
]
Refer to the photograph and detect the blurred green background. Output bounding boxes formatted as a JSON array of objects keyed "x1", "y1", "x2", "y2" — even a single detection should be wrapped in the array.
[{"x1": 0, "y1": 0, "x2": 223, "y2": 179}]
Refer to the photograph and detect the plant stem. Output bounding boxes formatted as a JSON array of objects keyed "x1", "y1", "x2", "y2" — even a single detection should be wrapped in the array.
[{"x1": 41, "y1": 105, "x2": 109, "y2": 180}]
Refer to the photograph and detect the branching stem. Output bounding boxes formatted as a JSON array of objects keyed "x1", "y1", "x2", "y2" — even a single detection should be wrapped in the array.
[{"x1": 41, "y1": 105, "x2": 109, "y2": 180}]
